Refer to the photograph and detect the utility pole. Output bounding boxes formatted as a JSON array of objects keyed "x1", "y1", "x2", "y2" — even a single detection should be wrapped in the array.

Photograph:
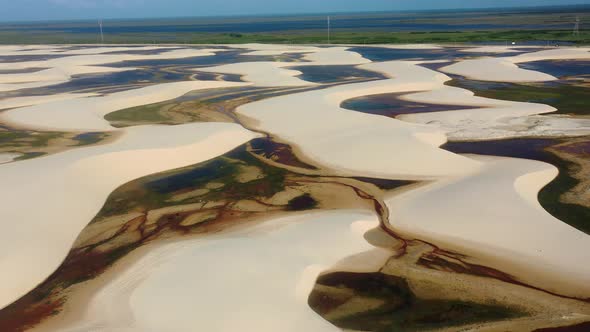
[
  {"x1": 327, "y1": 16, "x2": 331, "y2": 44},
  {"x1": 98, "y1": 20, "x2": 104, "y2": 44},
  {"x1": 573, "y1": 16, "x2": 580, "y2": 36}
]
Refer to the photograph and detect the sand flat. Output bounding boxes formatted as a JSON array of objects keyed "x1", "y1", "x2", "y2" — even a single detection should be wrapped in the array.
[{"x1": 398, "y1": 85, "x2": 590, "y2": 140}]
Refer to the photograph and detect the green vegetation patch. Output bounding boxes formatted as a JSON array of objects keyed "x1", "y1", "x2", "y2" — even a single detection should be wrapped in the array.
[
  {"x1": 539, "y1": 149, "x2": 590, "y2": 234},
  {"x1": 447, "y1": 79, "x2": 590, "y2": 116},
  {"x1": 105, "y1": 101, "x2": 176, "y2": 125},
  {"x1": 95, "y1": 139, "x2": 289, "y2": 218},
  {"x1": 0, "y1": 29, "x2": 588, "y2": 45}
]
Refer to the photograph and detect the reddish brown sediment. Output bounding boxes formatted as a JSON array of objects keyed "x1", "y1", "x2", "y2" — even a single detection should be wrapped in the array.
[
  {"x1": 534, "y1": 321, "x2": 590, "y2": 332},
  {"x1": 0, "y1": 296, "x2": 65, "y2": 332}
]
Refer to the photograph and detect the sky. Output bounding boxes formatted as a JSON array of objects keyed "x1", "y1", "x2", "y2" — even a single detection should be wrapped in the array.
[{"x1": 0, "y1": 0, "x2": 587, "y2": 22}]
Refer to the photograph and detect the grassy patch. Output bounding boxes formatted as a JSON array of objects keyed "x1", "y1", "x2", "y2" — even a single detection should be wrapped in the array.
[
  {"x1": 105, "y1": 102, "x2": 175, "y2": 125},
  {"x1": 0, "y1": 29, "x2": 588, "y2": 45},
  {"x1": 447, "y1": 79, "x2": 590, "y2": 116}
]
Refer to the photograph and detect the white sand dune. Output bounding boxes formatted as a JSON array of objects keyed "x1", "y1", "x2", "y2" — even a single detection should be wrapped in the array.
[
  {"x1": 0, "y1": 122, "x2": 259, "y2": 310},
  {"x1": 0, "y1": 80, "x2": 71, "y2": 93},
  {"x1": 0, "y1": 48, "x2": 225, "y2": 92},
  {"x1": 1, "y1": 81, "x2": 250, "y2": 131},
  {"x1": 0, "y1": 153, "x2": 21, "y2": 164},
  {"x1": 301, "y1": 46, "x2": 370, "y2": 65},
  {"x1": 199, "y1": 62, "x2": 314, "y2": 86},
  {"x1": 236, "y1": 61, "x2": 479, "y2": 179},
  {"x1": 442, "y1": 48, "x2": 590, "y2": 82},
  {"x1": 0, "y1": 93, "x2": 97, "y2": 110},
  {"x1": 34, "y1": 211, "x2": 389, "y2": 332},
  {"x1": 442, "y1": 57, "x2": 557, "y2": 82},
  {"x1": 0, "y1": 46, "x2": 179, "y2": 57},
  {"x1": 510, "y1": 48, "x2": 590, "y2": 63},
  {"x1": 0, "y1": 66, "x2": 131, "y2": 84},
  {"x1": 0, "y1": 48, "x2": 222, "y2": 71},
  {"x1": 239, "y1": 44, "x2": 320, "y2": 56},
  {"x1": 381, "y1": 44, "x2": 441, "y2": 49},
  {"x1": 385, "y1": 155, "x2": 590, "y2": 298},
  {"x1": 199, "y1": 46, "x2": 371, "y2": 86},
  {"x1": 460, "y1": 46, "x2": 526, "y2": 53}
]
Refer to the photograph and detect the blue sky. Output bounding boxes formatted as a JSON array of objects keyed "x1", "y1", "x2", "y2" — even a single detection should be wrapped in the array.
[{"x1": 1, "y1": 0, "x2": 587, "y2": 22}]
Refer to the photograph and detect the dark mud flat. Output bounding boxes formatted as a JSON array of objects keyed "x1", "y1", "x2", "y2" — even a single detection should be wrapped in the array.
[
  {"x1": 309, "y1": 271, "x2": 521, "y2": 332},
  {"x1": 341, "y1": 91, "x2": 473, "y2": 117}
]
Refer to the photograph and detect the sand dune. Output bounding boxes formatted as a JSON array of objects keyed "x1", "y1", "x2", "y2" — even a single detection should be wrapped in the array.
[
  {"x1": 302, "y1": 46, "x2": 370, "y2": 65},
  {"x1": 0, "y1": 122, "x2": 259, "y2": 310},
  {"x1": 0, "y1": 153, "x2": 20, "y2": 164},
  {"x1": 442, "y1": 57, "x2": 557, "y2": 82},
  {"x1": 442, "y1": 48, "x2": 590, "y2": 82},
  {"x1": 460, "y1": 45, "x2": 531, "y2": 53},
  {"x1": 199, "y1": 62, "x2": 314, "y2": 86},
  {"x1": 236, "y1": 61, "x2": 479, "y2": 179},
  {"x1": 385, "y1": 155, "x2": 590, "y2": 298},
  {"x1": 0, "y1": 46, "x2": 180, "y2": 57},
  {"x1": 0, "y1": 48, "x2": 226, "y2": 92},
  {"x1": 0, "y1": 93, "x2": 97, "y2": 110},
  {"x1": 238, "y1": 44, "x2": 320, "y2": 56},
  {"x1": 199, "y1": 46, "x2": 371, "y2": 86},
  {"x1": 1, "y1": 81, "x2": 250, "y2": 131},
  {"x1": 33, "y1": 211, "x2": 388, "y2": 332}
]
